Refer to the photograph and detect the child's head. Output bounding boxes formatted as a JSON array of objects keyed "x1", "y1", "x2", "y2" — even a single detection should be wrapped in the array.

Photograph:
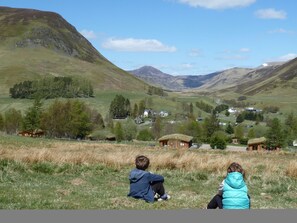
[
  {"x1": 135, "y1": 155, "x2": 150, "y2": 170},
  {"x1": 227, "y1": 162, "x2": 245, "y2": 178}
]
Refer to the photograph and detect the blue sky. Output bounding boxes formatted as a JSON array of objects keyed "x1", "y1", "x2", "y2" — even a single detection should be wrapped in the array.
[{"x1": 1, "y1": 0, "x2": 297, "y2": 75}]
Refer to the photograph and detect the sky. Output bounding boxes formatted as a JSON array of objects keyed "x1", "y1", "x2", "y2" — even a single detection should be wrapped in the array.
[{"x1": 1, "y1": 0, "x2": 297, "y2": 75}]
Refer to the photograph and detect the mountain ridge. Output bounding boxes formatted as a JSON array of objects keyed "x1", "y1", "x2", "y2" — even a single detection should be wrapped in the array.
[{"x1": 128, "y1": 59, "x2": 297, "y2": 97}]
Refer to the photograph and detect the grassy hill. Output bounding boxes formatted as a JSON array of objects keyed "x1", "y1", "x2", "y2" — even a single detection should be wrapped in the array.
[{"x1": 0, "y1": 7, "x2": 147, "y2": 97}]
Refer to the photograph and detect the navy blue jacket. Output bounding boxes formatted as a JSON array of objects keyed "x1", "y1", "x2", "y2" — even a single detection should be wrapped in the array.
[{"x1": 127, "y1": 168, "x2": 164, "y2": 202}]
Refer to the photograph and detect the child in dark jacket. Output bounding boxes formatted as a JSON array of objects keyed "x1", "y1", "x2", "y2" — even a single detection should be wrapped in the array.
[
  {"x1": 207, "y1": 162, "x2": 250, "y2": 209},
  {"x1": 128, "y1": 155, "x2": 170, "y2": 202}
]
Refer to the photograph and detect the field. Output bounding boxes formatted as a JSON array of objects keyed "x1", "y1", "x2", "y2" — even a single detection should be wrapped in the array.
[{"x1": 1, "y1": 134, "x2": 297, "y2": 209}]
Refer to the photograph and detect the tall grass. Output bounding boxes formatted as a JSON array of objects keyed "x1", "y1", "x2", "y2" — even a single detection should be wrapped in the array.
[{"x1": 1, "y1": 136, "x2": 297, "y2": 209}]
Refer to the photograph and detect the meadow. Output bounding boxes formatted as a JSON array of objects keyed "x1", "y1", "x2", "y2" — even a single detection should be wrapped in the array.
[{"x1": 0, "y1": 134, "x2": 297, "y2": 209}]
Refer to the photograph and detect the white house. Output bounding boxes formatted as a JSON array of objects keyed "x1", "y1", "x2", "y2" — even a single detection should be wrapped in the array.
[
  {"x1": 228, "y1": 108, "x2": 237, "y2": 114},
  {"x1": 293, "y1": 140, "x2": 297, "y2": 147},
  {"x1": 159, "y1": 111, "x2": 169, "y2": 117}
]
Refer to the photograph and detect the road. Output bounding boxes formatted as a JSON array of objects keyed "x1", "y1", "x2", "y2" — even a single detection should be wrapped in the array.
[{"x1": 199, "y1": 144, "x2": 247, "y2": 152}]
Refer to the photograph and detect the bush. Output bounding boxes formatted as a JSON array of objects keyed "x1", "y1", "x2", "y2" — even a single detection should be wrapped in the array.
[
  {"x1": 136, "y1": 129, "x2": 154, "y2": 141},
  {"x1": 210, "y1": 132, "x2": 227, "y2": 150}
]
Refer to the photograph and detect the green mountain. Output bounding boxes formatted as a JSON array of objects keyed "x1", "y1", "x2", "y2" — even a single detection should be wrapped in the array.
[{"x1": 0, "y1": 7, "x2": 147, "y2": 96}]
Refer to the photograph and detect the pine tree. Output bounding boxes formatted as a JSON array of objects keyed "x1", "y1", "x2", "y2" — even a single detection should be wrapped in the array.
[
  {"x1": 266, "y1": 118, "x2": 285, "y2": 148},
  {"x1": 23, "y1": 98, "x2": 43, "y2": 131}
]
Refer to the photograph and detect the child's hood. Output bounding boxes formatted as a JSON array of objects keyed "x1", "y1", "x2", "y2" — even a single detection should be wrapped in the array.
[
  {"x1": 129, "y1": 169, "x2": 147, "y2": 182},
  {"x1": 225, "y1": 172, "x2": 246, "y2": 189}
]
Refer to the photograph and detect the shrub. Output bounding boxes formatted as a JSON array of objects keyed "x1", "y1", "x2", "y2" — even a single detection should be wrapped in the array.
[
  {"x1": 136, "y1": 129, "x2": 154, "y2": 141},
  {"x1": 210, "y1": 132, "x2": 227, "y2": 150}
]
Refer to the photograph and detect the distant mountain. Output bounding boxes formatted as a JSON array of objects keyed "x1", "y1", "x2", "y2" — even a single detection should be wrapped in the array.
[
  {"x1": 128, "y1": 66, "x2": 220, "y2": 91},
  {"x1": 0, "y1": 7, "x2": 147, "y2": 96},
  {"x1": 129, "y1": 59, "x2": 297, "y2": 98}
]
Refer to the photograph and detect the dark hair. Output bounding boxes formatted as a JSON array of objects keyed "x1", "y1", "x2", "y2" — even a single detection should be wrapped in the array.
[
  {"x1": 227, "y1": 162, "x2": 245, "y2": 178},
  {"x1": 135, "y1": 155, "x2": 150, "y2": 170}
]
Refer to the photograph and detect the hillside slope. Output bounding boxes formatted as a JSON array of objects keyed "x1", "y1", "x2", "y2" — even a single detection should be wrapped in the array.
[{"x1": 0, "y1": 7, "x2": 147, "y2": 96}]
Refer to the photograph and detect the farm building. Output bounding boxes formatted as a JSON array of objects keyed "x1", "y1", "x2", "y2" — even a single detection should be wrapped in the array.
[
  {"x1": 158, "y1": 134, "x2": 193, "y2": 149},
  {"x1": 247, "y1": 137, "x2": 266, "y2": 151}
]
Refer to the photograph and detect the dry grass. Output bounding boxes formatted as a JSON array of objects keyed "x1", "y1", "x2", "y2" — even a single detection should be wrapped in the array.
[
  {"x1": 285, "y1": 161, "x2": 297, "y2": 178},
  {"x1": 0, "y1": 140, "x2": 296, "y2": 177}
]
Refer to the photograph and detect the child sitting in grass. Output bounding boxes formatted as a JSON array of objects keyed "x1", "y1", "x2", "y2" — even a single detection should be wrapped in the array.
[
  {"x1": 128, "y1": 155, "x2": 170, "y2": 202},
  {"x1": 207, "y1": 162, "x2": 250, "y2": 209}
]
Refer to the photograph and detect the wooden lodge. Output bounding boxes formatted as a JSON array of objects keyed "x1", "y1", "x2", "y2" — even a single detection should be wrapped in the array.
[
  {"x1": 247, "y1": 137, "x2": 266, "y2": 151},
  {"x1": 18, "y1": 129, "x2": 44, "y2": 138},
  {"x1": 158, "y1": 134, "x2": 193, "y2": 149}
]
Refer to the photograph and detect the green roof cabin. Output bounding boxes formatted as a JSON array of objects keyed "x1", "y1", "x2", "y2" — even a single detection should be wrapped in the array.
[{"x1": 158, "y1": 134, "x2": 193, "y2": 149}]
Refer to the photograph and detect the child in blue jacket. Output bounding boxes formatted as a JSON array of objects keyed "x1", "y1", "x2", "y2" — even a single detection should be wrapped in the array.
[
  {"x1": 128, "y1": 155, "x2": 170, "y2": 202},
  {"x1": 207, "y1": 162, "x2": 250, "y2": 209}
]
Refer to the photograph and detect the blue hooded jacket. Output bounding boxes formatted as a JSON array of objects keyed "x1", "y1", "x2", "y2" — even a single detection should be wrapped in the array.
[
  {"x1": 222, "y1": 172, "x2": 250, "y2": 209},
  {"x1": 127, "y1": 168, "x2": 164, "y2": 202}
]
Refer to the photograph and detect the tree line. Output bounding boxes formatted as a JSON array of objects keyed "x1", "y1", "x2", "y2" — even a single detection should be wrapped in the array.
[
  {"x1": 1, "y1": 94, "x2": 296, "y2": 150},
  {"x1": 9, "y1": 76, "x2": 94, "y2": 99},
  {"x1": 0, "y1": 99, "x2": 104, "y2": 139}
]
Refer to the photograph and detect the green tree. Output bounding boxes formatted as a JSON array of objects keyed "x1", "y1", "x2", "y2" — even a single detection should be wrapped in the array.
[
  {"x1": 123, "y1": 118, "x2": 137, "y2": 141},
  {"x1": 210, "y1": 131, "x2": 227, "y2": 150},
  {"x1": 89, "y1": 109, "x2": 105, "y2": 130},
  {"x1": 138, "y1": 99, "x2": 146, "y2": 116},
  {"x1": 114, "y1": 122, "x2": 124, "y2": 142},
  {"x1": 266, "y1": 118, "x2": 285, "y2": 148},
  {"x1": 247, "y1": 128, "x2": 255, "y2": 139},
  {"x1": 178, "y1": 120, "x2": 202, "y2": 143},
  {"x1": 284, "y1": 112, "x2": 297, "y2": 145},
  {"x1": 4, "y1": 108, "x2": 23, "y2": 134},
  {"x1": 234, "y1": 124, "x2": 244, "y2": 140},
  {"x1": 152, "y1": 116, "x2": 162, "y2": 140},
  {"x1": 41, "y1": 100, "x2": 92, "y2": 138},
  {"x1": 225, "y1": 123, "x2": 234, "y2": 134},
  {"x1": 137, "y1": 129, "x2": 154, "y2": 141},
  {"x1": 40, "y1": 100, "x2": 69, "y2": 137},
  {"x1": 132, "y1": 103, "x2": 139, "y2": 118},
  {"x1": 109, "y1": 95, "x2": 130, "y2": 118},
  {"x1": 189, "y1": 103, "x2": 194, "y2": 114},
  {"x1": 202, "y1": 113, "x2": 220, "y2": 141},
  {"x1": 0, "y1": 113, "x2": 4, "y2": 131},
  {"x1": 23, "y1": 98, "x2": 43, "y2": 131},
  {"x1": 236, "y1": 113, "x2": 245, "y2": 123},
  {"x1": 67, "y1": 100, "x2": 93, "y2": 139}
]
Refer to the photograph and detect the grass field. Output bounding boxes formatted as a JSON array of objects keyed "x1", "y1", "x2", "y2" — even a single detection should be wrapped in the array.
[{"x1": 0, "y1": 134, "x2": 297, "y2": 209}]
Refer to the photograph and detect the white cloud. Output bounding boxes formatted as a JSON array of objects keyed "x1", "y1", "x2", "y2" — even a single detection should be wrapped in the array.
[
  {"x1": 239, "y1": 48, "x2": 251, "y2": 52},
  {"x1": 255, "y1": 8, "x2": 287, "y2": 19},
  {"x1": 80, "y1": 30, "x2": 97, "y2": 39},
  {"x1": 278, "y1": 53, "x2": 297, "y2": 61},
  {"x1": 178, "y1": 0, "x2": 256, "y2": 10},
  {"x1": 102, "y1": 38, "x2": 176, "y2": 52},
  {"x1": 268, "y1": 28, "x2": 294, "y2": 34}
]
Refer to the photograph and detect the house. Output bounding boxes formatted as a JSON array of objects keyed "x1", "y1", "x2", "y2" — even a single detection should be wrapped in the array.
[
  {"x1": 18, "y1": 129, "x2": 44, "y2": 138},
  {"x1": 247, "y1": 137, "x2": 266, "y2": 151},
  {"x1": 143, "y1": 109, "x2": 152, "y2": 118},
  {"x1": 158, "y1": 134, "x2": 193, "y2": 149},
  {"x1": 293, "y1": 140, "x2": 297, "y2": 147},
  {"x1": 159, "y1": 111, "x2": 169, "y2": 117},
  {"x1": 228, "y1": 108, "x2": 237, "y2": 114}
]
